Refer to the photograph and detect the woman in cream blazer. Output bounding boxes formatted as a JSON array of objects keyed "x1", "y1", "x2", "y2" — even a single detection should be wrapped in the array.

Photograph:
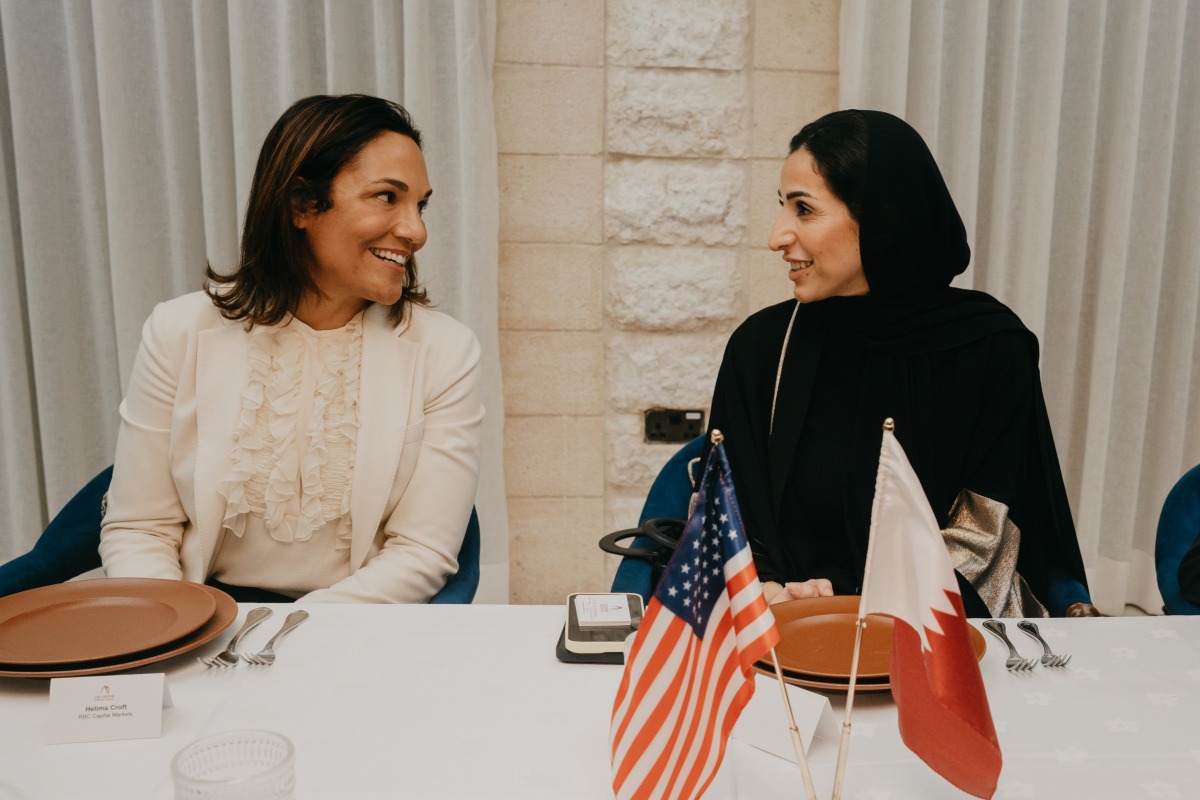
[{"x1": 99, "y1": 95, "x2": 482, "y2": 603}]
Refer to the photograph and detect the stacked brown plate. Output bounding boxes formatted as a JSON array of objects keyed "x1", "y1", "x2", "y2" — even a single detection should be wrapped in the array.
[
  {"x1": 752, "y1": 595, "x2": 986, "y2": 693},
  {"x1": 0, "y1": 578, "x2": 237, "y2": 678}
]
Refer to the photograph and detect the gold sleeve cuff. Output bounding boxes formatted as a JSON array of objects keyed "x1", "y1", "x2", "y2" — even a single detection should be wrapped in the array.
[{"x1": 942, "y1": 489, "x2": 1048, "y2": 618}]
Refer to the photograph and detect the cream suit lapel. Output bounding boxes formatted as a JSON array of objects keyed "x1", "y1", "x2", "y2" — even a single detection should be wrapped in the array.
[
  {"x1": 349, "y1": 305, "x2": 415, "y2": 569},
  {"x1": 193, "y1": 321, "x2": 252, "y2": 578}
]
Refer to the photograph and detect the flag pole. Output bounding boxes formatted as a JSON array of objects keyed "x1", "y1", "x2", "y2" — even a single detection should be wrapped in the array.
[
  {"x1": 716, "y1": 425, "x2": 816, "y2": 800},
  {"x1": 831, "y1": 417, "x2": 894, "y2": 800},
  {"x1": 768, "y1": 648, "x2": 818, "y2": 800},
  {"x1": 831, "y1": 616, "x2": 866, "y2": 800}
]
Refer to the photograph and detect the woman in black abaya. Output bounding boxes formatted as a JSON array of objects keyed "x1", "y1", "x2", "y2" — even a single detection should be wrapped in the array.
[{"x1": 708, "y1": 110, "x2": 1094, "y2": 618}]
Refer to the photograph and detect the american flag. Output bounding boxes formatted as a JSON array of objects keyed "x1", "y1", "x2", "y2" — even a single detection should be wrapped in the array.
[{"x1": 610, "y1": 440, "x2": 779, "y2": 800}]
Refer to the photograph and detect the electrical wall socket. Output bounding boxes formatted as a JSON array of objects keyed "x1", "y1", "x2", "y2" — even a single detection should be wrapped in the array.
[{"x1": 644, "y1": 409, "x2": 705, "y2": 444}]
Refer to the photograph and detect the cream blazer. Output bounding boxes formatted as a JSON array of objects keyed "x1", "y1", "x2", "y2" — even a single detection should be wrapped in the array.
[{"x1": 99, "y1": 291, "x2": 483, "y2": 603}]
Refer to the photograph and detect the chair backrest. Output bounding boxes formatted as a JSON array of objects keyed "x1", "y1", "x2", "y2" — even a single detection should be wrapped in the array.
[
  {"x1": 430, "y1": 507, "x2": 481, "y2": 604},
  {"x1": 610, "y1": 436, "x2": 704, "y2": 599},
  {"x1": 0, "y1": 466, "x2": 481, "y2": 605},
  {"x1": 1155, "y1": 463, "x2": 1200, "y2": 615},
  {"x1": 637, "y1": 436, "x2": 704, "y2": 525},
  {"x1": 0, "y1": 466, "x2": 111, "y2": 598}
]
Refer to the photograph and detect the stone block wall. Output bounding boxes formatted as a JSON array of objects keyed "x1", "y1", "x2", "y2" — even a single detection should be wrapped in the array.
[{"x1": 496, "y1": 0, "x2": 840, "y2": 603}]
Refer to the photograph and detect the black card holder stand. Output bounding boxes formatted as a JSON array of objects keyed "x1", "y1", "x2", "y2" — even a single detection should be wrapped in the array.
[
  {"x1": 554, "y1": 592, "x2": 644, "y2": 665},
  {"x1": 554, "y1": 628, "x2": 626, "y2": 664}
]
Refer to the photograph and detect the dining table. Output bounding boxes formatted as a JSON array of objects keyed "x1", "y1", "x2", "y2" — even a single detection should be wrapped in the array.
[{"x1": 1, "y1": 602, "x2": 1198, "y2": 799}]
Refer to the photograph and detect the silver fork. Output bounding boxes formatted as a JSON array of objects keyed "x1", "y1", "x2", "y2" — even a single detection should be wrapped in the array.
[
  {"x1": 1017, "y1": 620, "x2": 1071, "y2": 667},
  {"x1": 981, "y1": 619, "x2": 1036, "y2": 671},
  {"x1": 198, "y1": 606, "x2": 273, "y2": 667},
  {"x1": 243, "y1": 610, "x2": 309, "y2": 665}
]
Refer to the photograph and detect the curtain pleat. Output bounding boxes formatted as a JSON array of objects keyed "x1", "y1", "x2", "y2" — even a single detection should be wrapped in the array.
[
  {"x1": 93, "y1": 0, "x2": 205, "y2": 380},
  {"x1": 190, "y1": 1, "x2": 239, "y2": 274},
  {"x1": 842, "y1": 0, "x2": 1200, "y2": 613},
  {"x1": 0, "y1": 0, "x2": 508, "y2": 602},
  {"x1": 1, "y1": 0, "x2": 122, "y2": 521},
  {"x1": 0, "y1": 6, "x2": 45, "y2": 538},
  {"x1": 400, "y1": 0, "x2": 506, "y2": 601}
]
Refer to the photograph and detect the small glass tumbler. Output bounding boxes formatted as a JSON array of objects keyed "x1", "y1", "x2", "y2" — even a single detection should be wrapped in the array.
[{"x1": 171, "y1": 729, "x2": 295, "y2": 800}]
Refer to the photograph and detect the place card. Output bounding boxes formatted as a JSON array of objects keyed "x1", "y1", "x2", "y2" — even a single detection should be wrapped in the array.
[
  {"x1": 574, "y1": 593, "x2": 633, "y2": 628},
  {"x1": 48, "y1": 673, "x2": 173, "y2": 745},
  {"x1": 732, "y1": 674, "x2": 838, "y2": 761}
]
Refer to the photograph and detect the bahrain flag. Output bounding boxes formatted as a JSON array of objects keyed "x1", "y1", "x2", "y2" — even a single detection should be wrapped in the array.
[{"x1": 858, "y1": 422, "x2": 1002, "y2": 799}]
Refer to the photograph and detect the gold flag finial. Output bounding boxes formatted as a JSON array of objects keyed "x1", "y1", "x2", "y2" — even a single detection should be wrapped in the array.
[
  {"x1": 883, "y1": 418, "x2": 895, "y2": 432},
  {"x1": 710, "y1": 429, "x2": 724, "y2": 445}
]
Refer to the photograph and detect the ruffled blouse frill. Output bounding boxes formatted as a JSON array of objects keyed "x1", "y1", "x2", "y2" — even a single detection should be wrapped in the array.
[{"x1": 215, "y1": 315, "x2": 363, "y2": 552}]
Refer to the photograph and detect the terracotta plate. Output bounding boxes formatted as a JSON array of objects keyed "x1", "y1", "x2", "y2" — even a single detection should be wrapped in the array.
[
  {"x1": 751, "y1": 661, "x2": 894, "y2": 693},
  {"x1": 0, "y1": 584, "x2": 237, "y2": 679},
  {"x1": 754, "y1": 595, "x2": 986, "y2": 692},
  {"x1": 0, "y1": 578, "x2": 217, "y2": 666}
]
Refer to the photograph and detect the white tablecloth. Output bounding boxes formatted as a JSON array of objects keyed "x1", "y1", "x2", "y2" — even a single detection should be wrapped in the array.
[{"x1": 0, "y1": 605, "x2": 1197, "y2": 799}]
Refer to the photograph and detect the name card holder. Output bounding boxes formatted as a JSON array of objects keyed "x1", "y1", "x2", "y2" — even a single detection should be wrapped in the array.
[
  {"x1": 48, "y1": 673, "x2": 173, "y2": 745},
  {"x1": 733, "y1": 674, "x2": 838, "y2": 760}
]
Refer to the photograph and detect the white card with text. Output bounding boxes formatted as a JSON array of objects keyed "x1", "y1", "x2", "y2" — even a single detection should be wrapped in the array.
[
  {"x1": 574, "y1": 593, "x2": 632, "y2": 627},
  {"x1": 732, "y1": 674, "x2": 838, "y2": 761},
  {"x1": 48, "y1": 673, "x2": 173, "y2": 744}
]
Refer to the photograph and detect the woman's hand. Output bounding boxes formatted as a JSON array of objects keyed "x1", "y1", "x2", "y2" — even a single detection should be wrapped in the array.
[{"x1": 763, "y1": 579, "x2": 835, "y2": 605}]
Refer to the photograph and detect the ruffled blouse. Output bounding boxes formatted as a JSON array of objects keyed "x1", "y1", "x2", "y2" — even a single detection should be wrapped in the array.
[{"x1": 215, "y1": 313, "x2": 363, "y2": 552}]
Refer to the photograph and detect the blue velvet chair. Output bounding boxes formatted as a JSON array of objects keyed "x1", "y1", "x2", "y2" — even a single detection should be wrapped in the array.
[
  {"x1": 430, "y1": 507, "x2": 481, "y2": 604},
  {"x1": 0, "y1": 466, "x2": 111, "y2": 598},
  {"x1": 0, "y1": 466, "x2": 481, "y2": 604},
  {"x1": 609, "y1": 435, "x2": 1093, "y2": 615},
  {"x1": 610, "y1": 436, "x2": 704, "y2": 600},
  {"x1": 1155, "y1": 463, "x2": 1200, "y2": 615}
]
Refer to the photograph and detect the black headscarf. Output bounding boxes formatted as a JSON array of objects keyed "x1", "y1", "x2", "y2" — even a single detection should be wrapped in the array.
[
  {"x1": 822, "y1": 110, "x2": 1022, "y2": 351},
  {"x1": 858, "y1": 110, "x2": 970, "y2": 294},
  {"x1": 707, "y1": 110, "x2": 1088, "y2": 613}
]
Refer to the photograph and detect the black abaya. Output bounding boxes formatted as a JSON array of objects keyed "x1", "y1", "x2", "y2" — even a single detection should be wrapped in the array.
[{"x1": 706, "y1": 111, "x2": 1088, "y2": 617}]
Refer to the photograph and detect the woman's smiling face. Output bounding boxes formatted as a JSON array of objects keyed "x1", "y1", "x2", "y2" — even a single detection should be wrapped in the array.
[
  {"x1": 294, "y1": 130, "x2": 431, "y2": 327},
  {"x1": 769, "y1": 147, "x2": 868, "y2": 304}
]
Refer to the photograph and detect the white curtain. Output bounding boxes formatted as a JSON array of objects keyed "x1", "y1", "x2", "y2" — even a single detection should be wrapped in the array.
[
  {"x1": 841, "y1": 0, "x2": 1200, "y2": 614},
  {"x1": 0, "y1": 0, "x2": 509, "y2": 603}
]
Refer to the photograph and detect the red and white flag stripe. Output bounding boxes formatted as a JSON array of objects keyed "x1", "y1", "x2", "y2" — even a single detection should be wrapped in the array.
[
  {"x1": 858, "y1": 426, "x2": 1002, "y2": 799},
  {"x1": 610, "y1": 447, "x2": 778, "y2": 800}
]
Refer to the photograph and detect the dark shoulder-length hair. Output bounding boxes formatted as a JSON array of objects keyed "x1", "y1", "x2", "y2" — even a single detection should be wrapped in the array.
[
  {"x1": 788, "y1": 109, "x2": 869, "y2": 223},
  {"x1": 206, "y1": 94, "x2": 430, "y2": 328}
]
